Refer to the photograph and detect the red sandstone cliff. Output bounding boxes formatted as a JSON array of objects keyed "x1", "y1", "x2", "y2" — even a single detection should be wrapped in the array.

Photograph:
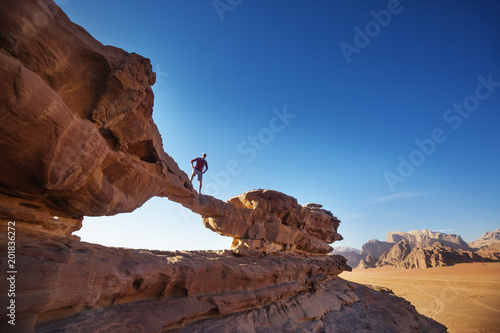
[{"x1": 0, "y1": 1, "x2": 446, "y2": 332}]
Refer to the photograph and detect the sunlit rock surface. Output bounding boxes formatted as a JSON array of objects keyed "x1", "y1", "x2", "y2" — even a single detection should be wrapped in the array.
[{"x1": 0, "y1": 1, "x2": 446, "y2": 332}]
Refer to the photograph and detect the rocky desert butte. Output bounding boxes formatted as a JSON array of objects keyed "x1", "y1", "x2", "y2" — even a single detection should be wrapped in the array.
[{"x1": 341, "y1": 262, "x2": 500, "y2": 333}]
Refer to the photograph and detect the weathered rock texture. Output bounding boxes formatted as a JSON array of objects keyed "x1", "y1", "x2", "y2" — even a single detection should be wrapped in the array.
[
  {"x1": 474, "y1": 242, "x2": 500, "y2": 261},
  {"x1": 225, "y1": 190, "x2": 342, "y2": 254},
  {"x1": 0, "y1": 0, "x2": 193, "y2": 219},
  {"x1": 4, "y1": 232, "x2": 350, "y2": 331},
  {"x1": 0, "y1": 0, "x2": 339, "y2": 256},
  {"x1": 168, "y1": 189, "x2": 342, "y2": 255},
  {"x1": 383, "y1": 242, "x2": 490, "y2": 269},
  {"x1": 5, "y1": 232, "x2": 446, "y2": 333},
  {"x1": 376, "y1": 239, "x2": 413, "y2": 267},
  {"x1": 0, "y1": 1, "x2": 447, "y2": 332}
]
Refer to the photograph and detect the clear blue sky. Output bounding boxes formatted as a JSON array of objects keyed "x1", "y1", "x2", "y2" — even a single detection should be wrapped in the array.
[{"x1": 60, "y1": 0, "x2": 500, "y2": 251}]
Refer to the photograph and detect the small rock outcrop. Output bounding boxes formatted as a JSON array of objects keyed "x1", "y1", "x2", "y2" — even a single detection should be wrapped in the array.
[
  {"x1": 225, "y1": 190, "x2": 342, "y2": 254},
  {"x1": 476, "y1": 243, "x2": 500, "y2": 261},
  {"x1": 357, "y1": 255, "x2": 378, "y2": 269},
  {"x1": 0, "y1": 1, "x2": 447, "y2": 332},
  {"x1": 331, "y1": 247, "x2": 364, "y2": 268},
  {"x1": 377, "y1": 239, "x2": 413, "y2": 267}
]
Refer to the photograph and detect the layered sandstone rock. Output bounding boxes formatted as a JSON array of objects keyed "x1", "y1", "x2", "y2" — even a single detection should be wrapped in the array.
[
  {"x1": 0, "y1": 0, "x2": 194, "y2": 222},
  {"x1": 5, "y1": 232, "x2": 446, "y2": 333},
  {"x1": 168, "y1": 190, "x2": 341, "y2": 255},
  {"x1": 376, "y1": 239, "x2": 413, "y2": 267},
  {"x1": 0, "y1": 0, "x2": 339, "y2": 256},
  {"x1": 4, "y1": 232, "x2": 349, "y2": 331},
  {"x1": 0, "y1": 1, "x2": 447, "y2": 332},
  {"x1": 476, "y1": 243, "x2": 500, "y2": 260},
  {"x1": 225, "y1": 190, "x2": 342, "y2": 254},
  {"x1": 380, "y1": 242, "x2": 491, "y2": 269}
]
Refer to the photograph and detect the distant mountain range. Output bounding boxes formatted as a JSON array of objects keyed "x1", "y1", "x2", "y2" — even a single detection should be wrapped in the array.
[
  {"x1": 332, "y1": 228, "x2": 500, "y2": 269},
  {"x1": 468, "y1": 229, "x2": 500, "y2": 249}
]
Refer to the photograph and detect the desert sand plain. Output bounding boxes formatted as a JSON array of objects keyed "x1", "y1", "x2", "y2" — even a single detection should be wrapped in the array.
[{"x1": 340, "y1": 262, "x2": 500, "y2": 333}]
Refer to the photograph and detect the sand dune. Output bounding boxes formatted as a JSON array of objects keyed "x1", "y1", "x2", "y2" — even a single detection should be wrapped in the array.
[{"x1": 340, "y1": 262, "x2": 500, "y2": 333}]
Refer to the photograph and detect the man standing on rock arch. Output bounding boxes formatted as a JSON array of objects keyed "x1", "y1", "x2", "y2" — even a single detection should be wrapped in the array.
[{"x1": 190, "y1": 153, "x2": 208, "y2": 193}]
